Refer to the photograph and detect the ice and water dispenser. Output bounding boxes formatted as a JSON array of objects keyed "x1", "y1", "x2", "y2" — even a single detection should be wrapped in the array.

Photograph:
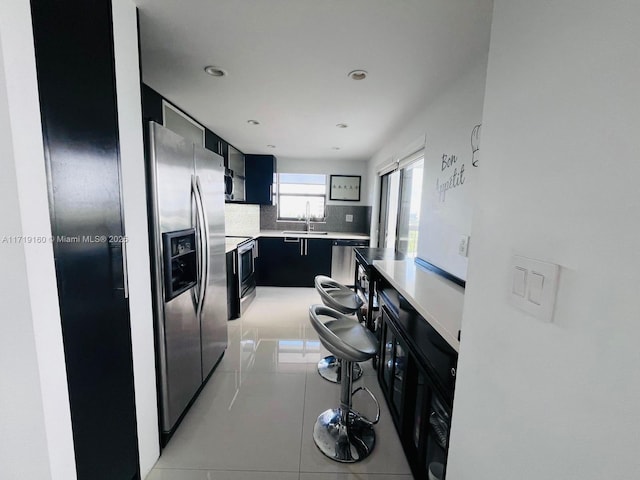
[{"x1": 162, "y1": 228, "x2": 197, "y2": 300}]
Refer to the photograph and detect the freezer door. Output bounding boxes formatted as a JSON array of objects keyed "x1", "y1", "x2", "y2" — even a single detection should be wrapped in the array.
[
  {"x1": 149, "y1": 122, "x2": 202, "y2": 433},
  {"x1": 194, "y1": 145, "x2": 228, "y2": 377}
]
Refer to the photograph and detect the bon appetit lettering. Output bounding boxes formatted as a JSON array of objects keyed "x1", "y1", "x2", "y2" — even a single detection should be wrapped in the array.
[{"x1": 436, "y1": 154, "x2": 465, "y2": 202}]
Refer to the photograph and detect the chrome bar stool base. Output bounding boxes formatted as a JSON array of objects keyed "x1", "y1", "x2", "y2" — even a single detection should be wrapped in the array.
[
  {"x1": 308, "y1": 305, "x2": 379, "y2": 464},
  {"x1": 317, "y1": 356, "x2": 363, "y2": 383},
  {"x1": 313, "y1": 408, "x2": 375, "y2": 463}
]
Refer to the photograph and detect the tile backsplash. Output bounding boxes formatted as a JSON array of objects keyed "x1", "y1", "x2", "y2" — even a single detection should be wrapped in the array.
[
  {"x1": 260, "y1": 205, "x2": 371, "y2": 234},
  {"x1": 225, "y1": 203, "x2": 260, "y2": 236}
]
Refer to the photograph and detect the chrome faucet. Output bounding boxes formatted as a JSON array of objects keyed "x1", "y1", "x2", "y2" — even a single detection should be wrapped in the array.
[{"x1": 305, "y1": 201, "x2": 311, "y2": 232}]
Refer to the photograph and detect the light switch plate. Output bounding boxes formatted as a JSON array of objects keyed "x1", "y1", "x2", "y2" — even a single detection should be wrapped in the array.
[
  {"x1": 512, "y1": 267, "x2": 527, "y2": 297},
  {"x1": 527, "y1": 272, "x2": 544, "y2": 305},
  {"x1": 458, "y1": 235, "x2": 470, "y2": 257},
  {"x1": 509, "y1": 255, "x2": 559, "y2": 322}
]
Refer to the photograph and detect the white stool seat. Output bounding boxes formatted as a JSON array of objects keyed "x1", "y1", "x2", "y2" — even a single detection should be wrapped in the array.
[
  {"x1": 314, "y1": 275, "x2": 363, "y2": 314},
  {"x1": 309, "y1": 305, "x2": 377, "y2": 362},
  {"x1": 313, "y1": 275, "x2": 366, "y2": 383}
]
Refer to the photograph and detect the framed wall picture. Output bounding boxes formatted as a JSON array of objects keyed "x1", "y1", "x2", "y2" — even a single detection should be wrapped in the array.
[{"x1": 330, "y1": 175, "x2": 361, "y2": 201}]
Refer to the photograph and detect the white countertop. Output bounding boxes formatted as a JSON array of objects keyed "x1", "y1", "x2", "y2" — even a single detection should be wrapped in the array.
[
  {"x1": 225, "y1": 237, "x2": 251, "y2": 253},
  {"x1": 258, "y1": 230, "x2": 370, "y2": 241},
  {"x1": 373, "y1": 259, "x2": 464, "y2": 352},
  {"x1": 225, "y1": 231, "x2": 369, "y2": 253}
]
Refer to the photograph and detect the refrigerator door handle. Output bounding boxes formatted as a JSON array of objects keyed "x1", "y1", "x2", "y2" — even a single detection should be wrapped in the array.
[
  {"x1": 191, "y1": 175, "x2": 206, "y2": 317},
  {"x1": 190, "y1": 176, "x2": 200, "y2": 310},
  {"x1": 195, "y1": 175, "x2": 210, "y2": 316}
]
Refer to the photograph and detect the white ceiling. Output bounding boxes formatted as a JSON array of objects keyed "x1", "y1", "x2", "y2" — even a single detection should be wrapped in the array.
[{"x1": 137, "y1": 0, "x2": 493, "y2": 162}]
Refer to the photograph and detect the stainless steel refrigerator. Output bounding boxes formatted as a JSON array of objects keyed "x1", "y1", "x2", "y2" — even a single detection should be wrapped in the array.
[{"x1": 147, "y1": 121, "x2": 228, "y2": 439}]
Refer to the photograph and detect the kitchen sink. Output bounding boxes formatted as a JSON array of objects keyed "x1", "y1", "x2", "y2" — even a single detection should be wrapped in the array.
[{"x1": 282, "y1": 231, "x2": 328, "y2": 235}]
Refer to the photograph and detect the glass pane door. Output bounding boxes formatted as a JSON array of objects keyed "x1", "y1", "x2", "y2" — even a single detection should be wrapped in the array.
[
  {"x1": 391, "y1": 341, "x2": 407, "y2": 416},
  {"x1": 381, "y1": 319, "x2": 394, "y2": 391},
  {"x1": 397, "y1": 159, "x2": 423, "y2": 256},
  {"x1": 425, "y1": 393, "x2": 450, "y2": 477},
  {"x1": 378, "y1": 170, "x2": 400, "y2": 249}
]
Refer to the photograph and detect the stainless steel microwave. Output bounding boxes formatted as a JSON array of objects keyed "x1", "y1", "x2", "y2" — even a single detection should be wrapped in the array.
[
  {"x1": 226, "y1": 145, "x2": 245, "y2": 202},
  {"x1": 224, "y1": 168, "x2": 234, "y2": 201}
]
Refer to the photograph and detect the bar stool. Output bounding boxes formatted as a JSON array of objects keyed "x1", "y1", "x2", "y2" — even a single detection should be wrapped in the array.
[
  {"x1": 308, "y1": 304, "x2": 380, "y2": 463},
  {"x1": 314, "y1": 275, "x2": 365, "y2": 383}
]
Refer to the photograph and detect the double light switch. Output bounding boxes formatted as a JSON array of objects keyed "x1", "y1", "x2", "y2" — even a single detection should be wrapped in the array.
[{"x1": 509, "y1": 255, "x2": 559, "y2": 322}]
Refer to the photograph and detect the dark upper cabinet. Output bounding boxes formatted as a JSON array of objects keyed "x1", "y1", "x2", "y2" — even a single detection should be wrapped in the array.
[
  {"x1": 245, "y1": 154, "x2": 276, "y2": 204},
  {"x1": 140, "y1": 85, "x2": 277, "y2": 205},
  {"x1": 141, "y1": 84, "x2": 232, "y2": 166},
  {"x1": 205, "y1": 130, "x2": 222, "y2": 157},
  {"x1": 227, "y1": 145, "x2": 246, "y2": 202},
  {"x1": 142, "y1": 85, "x2": 164, "y2": 125}
]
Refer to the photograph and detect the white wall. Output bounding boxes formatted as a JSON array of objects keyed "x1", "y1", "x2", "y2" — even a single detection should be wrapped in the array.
[
  {"x1": 0, "y1": 36, "x2": 53, "y2": 480},
  {"x1": 415, "y1": 62, "x2": 487, "y2": 279},
  {"x1": 366, "y1": 47, "x2": 491, "y2": 255},
  {"x1": 278, "y1": 156, "x2": 369, "y2": 205},
  {"x1": 447, "y1": 1, "x2": 640, "y2": 479},
  {"x1": 112, "y1": 0, "x2": 160, "y2": 476},
  {"x1": 0, "y1": 1, "x2": 76, "y2": 478}
]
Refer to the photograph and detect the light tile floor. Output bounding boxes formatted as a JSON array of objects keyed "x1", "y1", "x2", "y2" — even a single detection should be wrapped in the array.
[{"x1": 147, "y1": 287, "x2": 413, "y2": 480}]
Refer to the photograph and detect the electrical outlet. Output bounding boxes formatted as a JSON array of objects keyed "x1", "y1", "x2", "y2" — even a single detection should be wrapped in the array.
[
  {"x1": 345, "y1": 214, "x2": 353, "y2": 222},
  {"x1": 458, "y1": 235, "x2": 469, "y2": 257}
]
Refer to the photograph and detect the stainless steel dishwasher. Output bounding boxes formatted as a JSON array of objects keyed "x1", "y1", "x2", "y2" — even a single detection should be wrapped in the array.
[{"x1": 330, "y1": 239, "x2": 369, "y2": 285}]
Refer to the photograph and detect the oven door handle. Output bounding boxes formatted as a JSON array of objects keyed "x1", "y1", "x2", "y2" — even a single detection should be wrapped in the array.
[{"x1": 232, "y1": 251, "x2": 237, "y2": 275}]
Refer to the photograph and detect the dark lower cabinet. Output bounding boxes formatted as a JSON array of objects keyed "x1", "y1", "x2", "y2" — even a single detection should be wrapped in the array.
[
  {"x1": 380, "y1": 316, "x2": 409, "y2": 423},
  {"x1": 378, "y1": 287, "x2": 457, "y2": 480},
  {"x1": 302, "y1": 238, "x2": 332, "y2": 285},
  {"x1": 256, "y1": 237, "x2": 331, "y2": 287},
  {"x1": 226, "y1": 250, "x2": 239, "y2": 320},
  {"x1": 256, "y1": 237, "x2": 301, "y2": 286},
  {"x1": 31, "y1": 1, "x2": 140, "y2": 479}
]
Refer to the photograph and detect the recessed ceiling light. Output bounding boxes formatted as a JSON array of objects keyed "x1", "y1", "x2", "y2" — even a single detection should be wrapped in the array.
[
  {"x1": 332, "y1": 147, "x2": 341, "y2": 150},
  {"x1": 247, "y1": 119, "x2": 260, "y2": 125},
  {"x1": 267, "y1": 144, "x2": 276, "y2": 148},
  {"x1": 336, "y1": 123, "x2": 348, "y2": 128},
  {"x1": 348, "y1": 70, "x2": 368, "y2": 80},
  {"x1": 204, "y1": 65, "x2": 227, "y2": 77}
]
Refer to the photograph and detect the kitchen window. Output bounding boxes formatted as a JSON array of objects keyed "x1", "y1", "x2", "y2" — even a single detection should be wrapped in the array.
[{"x1": 277, "y1": 173, "x2": 327, "y2": 221}]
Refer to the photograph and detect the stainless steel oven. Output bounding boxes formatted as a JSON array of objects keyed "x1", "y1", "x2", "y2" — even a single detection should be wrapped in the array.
[{"x1": 237, "y1": 238, "x2": 257, "y2": 314}]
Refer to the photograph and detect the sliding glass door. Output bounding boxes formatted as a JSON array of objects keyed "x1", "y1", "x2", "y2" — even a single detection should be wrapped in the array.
[
  {"x1": 377, "y1": 156, "x2": 423, "y2": 256},
  {"x1": 396, "y1": 159, "x2": 423, "y2": 256},
  {"x1": 378, "y1": 170, "x2": 400, "y2": 249}
]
